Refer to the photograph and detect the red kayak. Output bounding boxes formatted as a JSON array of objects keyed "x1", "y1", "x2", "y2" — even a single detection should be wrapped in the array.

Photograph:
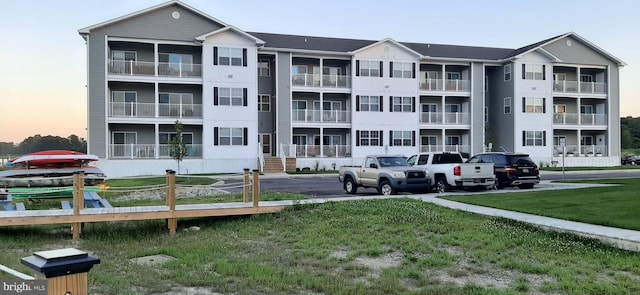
[{"x1": 9, "y1": 150, "x2": 99, "y2": 169}]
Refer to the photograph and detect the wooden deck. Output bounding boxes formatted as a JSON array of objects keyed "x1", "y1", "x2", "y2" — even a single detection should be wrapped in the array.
[{"x1": 0, "y1": 170, "x2": 285, "y2": 240}]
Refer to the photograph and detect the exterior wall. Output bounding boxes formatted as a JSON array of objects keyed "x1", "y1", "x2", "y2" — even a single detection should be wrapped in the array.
[
  {"x1": 276, "y1": 52, "x2": 292, "y2": 148},
  {"x1": 487, "y1": 63, "x2": 515, "y2": 152},
  {"x1": 470, "y1": 62, "x2": 485, "y2": 155}
]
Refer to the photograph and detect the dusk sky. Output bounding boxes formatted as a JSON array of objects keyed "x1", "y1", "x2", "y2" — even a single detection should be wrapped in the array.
[{"x1": 1, "y1": 0, "x2": 638, "y2": 143}]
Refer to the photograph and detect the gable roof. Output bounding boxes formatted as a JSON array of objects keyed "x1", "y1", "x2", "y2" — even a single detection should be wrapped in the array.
[
  {"x1": 78, "y1": 0, "x2": 228, "y2": 36},
  {"x1": 196, "y1": 26, "x2": 265, "y2": 45},
  {"x1": 349, "y1": 38, "x2": 423, "y2": 57}
]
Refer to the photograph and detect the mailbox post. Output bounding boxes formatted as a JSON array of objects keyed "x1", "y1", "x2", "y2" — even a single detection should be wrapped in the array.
[{"x1": 21, "y1": 248, "x2": 100, "y2": 295}]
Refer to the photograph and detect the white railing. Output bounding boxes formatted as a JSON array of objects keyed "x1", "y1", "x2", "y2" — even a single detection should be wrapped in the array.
[
  {"x1": 292, "y1": 73, "x2": 321, "y2": 87},
  {"x1": 280, "y1": 144, "x2": 351, "y2": 158},
  {"x1": 109, "y1": 102, "x2": 155, "y2": 117},
  {"x1": 258, "y1": 145, "x2": 265, "y2": 173},
  {"x1": 279, "y1": 144, "x2": 286, "y2": 170},
  {"x1": 322, "y1": 75, "x2": 351, "y2": 88},
  {"x1": 579, "y1": 113, "x2": 607, "y2": 125},
  {"x1": 420, "y1": 112, "x2": 443, "y2": 124},
  {"x1": 108, "y1": 60, "x2": 202, "y2": 77},
  {"x1": 159, "y1": 104, "x2": 203, "y2": 118},
  {"x1": 554, "y1": 145, "x2": 607, "y2": 156},
  {"x1": 158, "y1": 62, "x2": 202, "y2": 77},
  {"x1": 444, "y1": 79, "x2": 470, "y2": 92},
  {"x1": 419, "y1": 145, "x2": 442, "y2": 153},
  {"x1": 321, "y1": 110, "x2": 351, "y2": 123},
  {"x1": 109, "y1": 144, "x2": 202, "y2": 159},
  {"x1": 444, "y1": 144, "x2": 470, "y2": 154},
  {"x1": 553, "y1": 81, "x2": 579, "y2": 93},
  {"x1": 553, "y1": 113, "x2": 579, "y2": 125},
  {"x1": 292, "y1": 109, "x2": 321, "y2": 122},
  {"x1": 444, "y1": 112, "x2": 470, "y2": 124},
  {"x1": 419, "y1": 79, "x2": 443, "y2": 91},
  {"x1": 580, "y1": 82, "x2": 607, "y2": 94}
]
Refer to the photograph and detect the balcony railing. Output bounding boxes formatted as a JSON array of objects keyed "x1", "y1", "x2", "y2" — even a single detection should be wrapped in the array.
[
  {"x1": 108, "y1": 102, "x2": 202, "y2": 118},
  {"x1": 419, "y1": 79, "x2": 469, "y2": 92},
  {"x1": 292, "y1": 109, "x2": 351, "y2": 123},
  {"x1": 554, "y1": 145, "x2": 607, "y2": 156},
  {"x1": 292, "y1": 73, "x2": 351, "y2": 88},
  {"x1": 553, "y1": 80, "x2": 606, "y2": 94},
  {"x1": 444, "y1": 144, "x2": 470, "y2": 154},
  {"x1": 420, "y1": 112, "x2": 469, "y2": 125},
  {"x1": 108, "y1": 60, "x2": 202, "y2": 78},
  {"x1": 553, "y1": 113, "x2": 606, "y2": 125},
  {"x1": 280, "y1": 144, "x2": 351, "y2": 158},
  {"x1": 419, "y1": 145, "x2": 442, "y2": 153},
  {"x1": 109, "y1": 144, "x2": 202, "y2": 159}
]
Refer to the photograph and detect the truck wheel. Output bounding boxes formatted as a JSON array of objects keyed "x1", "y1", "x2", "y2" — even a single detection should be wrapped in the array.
[
  {"x1": 434, "y1": 177, "x2": 449, "y2": 193},
  {"x1": 344, "y1": 177, "x2": 358, "y2": 194},
  {"x1": 378, "y1": 180, "x2": 395, "y2": 196}
]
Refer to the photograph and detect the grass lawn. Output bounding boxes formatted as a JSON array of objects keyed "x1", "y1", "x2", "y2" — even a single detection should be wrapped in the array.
[{"x1": 442, "y1": 178, "x2": 640, "y2": 231}]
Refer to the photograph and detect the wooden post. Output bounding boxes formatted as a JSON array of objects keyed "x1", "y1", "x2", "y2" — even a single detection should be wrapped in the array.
[
  {"x1": 72, "y1": 171, "x2": 85, "y2": 241},
  {"x1": 165, "y1": 170, "x2": 177, "y2": 235},
  {"x1": 21, "y1": 248, "x2": 100, "y2": 295},
  {"x1": 243, "y1": 168, "x2": 250, "y2": 203},
  {"x1": 252, "y1": 169, "x2": 259, "y2": 208}
]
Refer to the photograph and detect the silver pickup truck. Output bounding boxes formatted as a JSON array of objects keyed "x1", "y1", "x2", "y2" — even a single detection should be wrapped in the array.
[
  {"x1": 407, "y1": 152, "x2": 495, "y2": 193},
  {"x1": 338, "y1": 155, "x2": 431, "y2": 195}
]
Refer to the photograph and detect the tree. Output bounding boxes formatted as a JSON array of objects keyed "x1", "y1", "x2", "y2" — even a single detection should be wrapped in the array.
[{"x1": 169, "y1": 120, "x2": 189, "y2": 174}]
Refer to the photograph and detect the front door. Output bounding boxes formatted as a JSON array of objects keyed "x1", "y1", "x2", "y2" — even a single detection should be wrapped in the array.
[{"x1": 258, "y1": 133, "x2": 271, "y2": 156}]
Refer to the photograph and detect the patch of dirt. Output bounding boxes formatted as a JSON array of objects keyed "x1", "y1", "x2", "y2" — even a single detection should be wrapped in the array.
[{"x1": 111, "y1": 186, "x2": 227, "y2": 202}]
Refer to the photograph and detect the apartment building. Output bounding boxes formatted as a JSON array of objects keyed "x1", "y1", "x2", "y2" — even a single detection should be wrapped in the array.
[{"x1": 79, "y1": 1, "x2": 625, "y2": 178}]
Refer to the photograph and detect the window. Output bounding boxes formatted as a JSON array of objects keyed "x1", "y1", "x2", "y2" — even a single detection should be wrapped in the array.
[
  {"x1": 323, "y1": 135, "x2": 342, "y2": 145},
  {"x1": 214, "y1": 87, "x2": 246, "y2": 106},
  {"x1": 554, "y1": 73, "x2": 566, "y2": 81},
  {"x1": 258, "y1": 60, "x2": 270, "y2": 76},
  {"x1": 446, "y1": 136, "x2": 460, "y2": 146},
  {"x1": 159, "y1": 93, "x2": 194, "y2": 116},
  {"x1": 391, "y1": 62, "x2": 413, "y2": 78},
  {"x1": 581, "y1": 136, "x2": 594, "y2": 145},
  {"x1": 160, "y1": 132, "x2": 193, "y2": 144},
  {"x1": 112, "y1": 132, "x2": 136, "y2": 144},
  {"x1": 524, "y1": 131, "x2": 545, "y2": 146},
  {"x1": 504, "y1": 64, "x2": 511, "y2": 81},
  {"x1": 554, "y1": 104, "x2": 566, "y2": 113},
  {"x1": 357, "y1": 130, "x2": 382, "y2": 146},
  {"x1": 357, "y1": 95, "x2": 381, "y2": 112},
  {"x1": 357, "y1": 60, "x2": 381, "y2": 77},
  {"x1": 214, "y1": 47, "x2": 246, "y2": 66},
  {"x1": 421, "y1": 136, "x2": 438, "y2": 146},
  {"x1": 214, "y1": 127, "x2": 247, "y2": 146},
  {"x1": 553, "y1": 136, "x2": 566, "y2": 146},
  {"x1": 159, "y1": 53, "x2": 193, "y2": 72},
  {"x1": 523, "y1": 64, "x2": 545, "y2": 80},
  {"x1": 422, "y1": 104, "x2": 437, "y2": 112},
  {"x1": 292, "y1": 135, "x2": 307, "y2": 145},
  {"x1": 484, "y1": 107, "x2": 488, "y2": 122},
  {"x1": 445, "y1": 104, "x2": 460, "y2": 113},
  {"x1": 504, "y1": 97, "x2": 511, "y2": 114},
  {"x1": 446, "y1": 72, "x2": 461, "y2": 80},
  {"x1": 112, "y1": 50, "x2": 136, "y2": 61},
  {"x1": 258, "y1": 95, "x2": 270, "y2": 112},
  {"x1": 391, "y1": 96, "x2": 413, "y2": 112},
  {"x1": 391, "y1": 130, "x2": 414, "y2": 146},
  {"x1": 580, "y1": 74, "x2": 594, "y2": 82},
  {"x1": 484, "y1": 75, "x2": 489, "y2": 92},
  {"x1": 580, "y1": 105, "x2": 594, "y2": 114},
  {"x1": 523, "y1": 97, "x2": 545, "y2": 113},
  {"x1": 112, "y1": 132, "x2": 137, "y2": 157},
  {"x1": 111, "y1": 91, "x2": 137, "y2": 116}
]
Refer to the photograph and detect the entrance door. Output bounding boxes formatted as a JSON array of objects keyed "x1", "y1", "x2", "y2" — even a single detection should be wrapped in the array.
[{"x1": 258, "y1": 133, "x2": 271, "y2": 156}]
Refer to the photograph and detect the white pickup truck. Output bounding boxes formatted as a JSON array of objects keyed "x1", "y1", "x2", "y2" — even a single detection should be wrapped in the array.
[{"x1": 407, "y1": 152, "x2": 495, "y2": 193}]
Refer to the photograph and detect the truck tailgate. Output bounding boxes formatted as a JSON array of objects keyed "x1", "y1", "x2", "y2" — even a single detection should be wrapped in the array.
[{"x1": 459, "y1": 163, "x2": 494, "y2": 178}]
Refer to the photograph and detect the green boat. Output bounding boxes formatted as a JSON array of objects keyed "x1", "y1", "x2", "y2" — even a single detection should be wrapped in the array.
[{"x1": 7, "y1": 185, "x2": 106, "y2": 200}]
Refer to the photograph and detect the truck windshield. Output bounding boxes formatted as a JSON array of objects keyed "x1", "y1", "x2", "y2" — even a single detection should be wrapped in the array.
[{"x1": 377, "y1": 157, "x2": 410, "y2": 167}]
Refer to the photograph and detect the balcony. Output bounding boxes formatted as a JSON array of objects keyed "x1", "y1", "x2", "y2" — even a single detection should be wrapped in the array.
[
  {"x1": 109, "y1": 102, "x2": 203, "y2": 118},
  {"x1": 281, "y1": 144, "x2": 351, "y2": 158},
  {"x1": 292, "y1": 109, "x2": 351, "y2": 123},
  {"x1": 419, "y1": 145, "x2": 469, "y2": 154},
  {"x1": 553, "y1": 81, "x2": 606, "y2": 94},
  {"x1": 291, "y1": 74, "x2": 351, "y2": 88},
  {"x1": 109, "y1": 144, "x2": 202, "y2": 159},
  {"x1": 553, "y1": 113, "x2": 606, "y2": 125},
  {"x1": 108, "y1": 60, "x2": 202, "y2": 78},
  {"x1": 554, "y1": 145, "x2": 607, "y2": 157},
  {"x1": 419, "y1": 79, "x2": 469, "y2": 92},
  {"x1": 420, "y1": 112, "x2": 470, "y2": 125}
]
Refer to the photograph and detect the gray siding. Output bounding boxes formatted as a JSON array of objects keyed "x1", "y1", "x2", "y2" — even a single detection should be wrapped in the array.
[
  {"x1": 609, "y1": 66, "x2": 621, "y2": 157},
  {"x1": 470, "y1": 62, "x2": 485, "y2": 155},
  {"x1": 86, "y1": 34, "x2": 107, "y2": 157},
  {"x1": 276, "y1": 52, "x2": 292, "y2": 145},
  {"x1": 487, "y1": 64, "x2": 515, "y2": 152},
  {"x1": 258, "y1": 56, "x2": 276, "y2": 136},
  {"x1": 543, "y1": 36, "x2": 612, "y2": 66}
]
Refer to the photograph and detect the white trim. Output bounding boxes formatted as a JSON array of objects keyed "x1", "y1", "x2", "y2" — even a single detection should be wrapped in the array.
[
  {"x1": 195, "y1": 26, "x2": 265, "y2": 45},
  {"x1": 349, "y1": 38, "x2": 423, "y2": 57}
]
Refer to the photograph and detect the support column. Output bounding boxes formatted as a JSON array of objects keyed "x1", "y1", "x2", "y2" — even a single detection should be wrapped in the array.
[
  {"x1": 252, "y1": 170, "x2": 260, "y2": 208},
  {"x1": 243, "y1": 168, "x2": 250, "y2": 203},
  {"x1": 165, "y1": 170, "x2": 177, "y2": 235}
]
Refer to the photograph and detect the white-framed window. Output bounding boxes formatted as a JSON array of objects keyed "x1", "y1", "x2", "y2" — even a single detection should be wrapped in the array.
[
  {"x1": 392, "y1": 62, "x2": 413, "y2": 78},
  {"x1": 358, "y1": 60, "x2": 380, "y2": 77},
  {"x1": 258, "y1": 94, "x2": 270, "y2": 112},
  {"x1": 112, "y1": 132, "x2": 137, "y2": 145},
  {"x1": 215, "y1": 87, "x2": 244, "y2": 106},
  {"x1": 159, "y1": 92, "x2": 194, "y2": 116},
  {"x1": 111, "y1": 91, "x2": 137, "y2": 116},
  {"x1": 524, "y1": 97, "x2": 545, "y2": 113},
  {"x1": 421, "y1": 136, "x2": 438, "y2": 146},
  {"x1": 581, "y1": 136, "x2": 594, "y2": 145},
  {"x1": 392, "y1": 96, "x2": 413, "y2": 112},
  {"x1": 292, "y1": 134, "x2": 307, "y2": 145},
  {"x1": 580, "y1": 105, "x2": 594, "y2": 114},
  {"x1": 422, "y1": 104, "x2": 437, "y2": 112},
  {"x1": 323, "y1": 135, "x2": 342, "y2": 145},
  {"x1": 523, "y1": 64, "x2": 545, "y2": 80},
  {"x1": 391, "y1": 130, "x2": 413, "y2": 146},
  {"x1": 554, "y1": 73, "x2": 567, "y2": 81},
  {"x1": 554, "y1": 136, "x2": 566, "y2": 146},
  {"x1": 446, "y1": 72, "x2": 461, "y2": 80},
  {"x1": 358, "y1": 130, "x2": 381, "y2": 146},
  {"x1": 524, "y1": 131, "x2": 545, "y2": 146},
  {"x1": 445, "y1": 104, "x2": 460, "y2": 113},
  {"x1": 159, "y1": 53, "x2": 193, "y2": 71},
  {"x1": 504, "y1": 64, "x2": 511, "y2": 81},
  {"x1": 215, "y1": 127, "x2": 246, "y2": 146},
  {"x1": 359, "y1": 96, "x2": 380, "y2": 112},
  {"x1": 504, "y1": 97, "x2": 511, "y2": 114},
  {"x1": 446, "y1": 136, "x2": 460, "y2": 145},
  {"x1": 159, "y1": 132, "x2": 194, "y2": 145},
  {"x1": 216, "y1": 47, "x2": 243, "y2": 66},
  {"x1": 554, "y1": 104, "x2": 567, "y2": 113},
  {"x1": 112, "y1": 50, "x2": 137, "y2": 61},
  {"x1": 258, "y1": 59, "x2": 270, "y2": 76},
  {"x1": 581, "y1": 74, "x2": 594, "y2": 82}
]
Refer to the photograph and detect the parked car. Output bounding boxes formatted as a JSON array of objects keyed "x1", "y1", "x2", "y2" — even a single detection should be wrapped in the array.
[
  {"x1": 467, "y1": 152, "x2": 540, "y2": 189},
  {"x1": 338, "y1": 155, "x2": 431, "y2": 195},
  {"x1": 407, "y1": 152, "x2": 495, "y2": 193},
  {"x1": 621, "y1": 155, "x2": 638, "y2": 165}
]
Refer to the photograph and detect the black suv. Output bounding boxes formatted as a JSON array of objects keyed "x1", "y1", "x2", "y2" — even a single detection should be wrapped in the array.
[{"x1": 467, "y1": 152, "x2": 540, "y2": 189}]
